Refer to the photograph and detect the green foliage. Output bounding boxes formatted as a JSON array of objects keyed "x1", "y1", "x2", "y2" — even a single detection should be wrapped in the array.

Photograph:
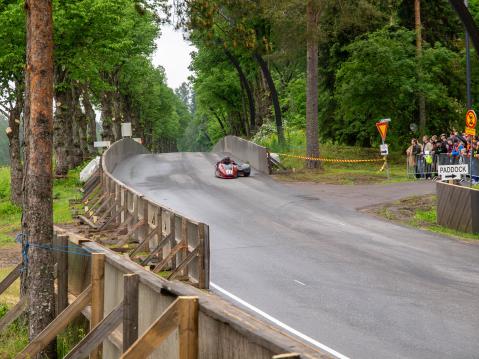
[
  {"x1": 335, "y1": 27, "x2": 464, "y2": 148},
  {"x1": 0, "y1": 165, "x2": 81, "y2": 249}
]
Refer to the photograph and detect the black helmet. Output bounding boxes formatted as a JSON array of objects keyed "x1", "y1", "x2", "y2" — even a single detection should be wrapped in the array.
[{"x1": 223, "y1": 156, "x2": 231, "y2": 164}]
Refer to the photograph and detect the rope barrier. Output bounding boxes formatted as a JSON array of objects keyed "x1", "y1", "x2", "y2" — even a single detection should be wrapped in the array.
[
  {"x1": 276, "y1": 153, "x2": 385, "y2": 163},
  {"x1": 15, "y1": 232, "x2": 92, "y2": 272}
]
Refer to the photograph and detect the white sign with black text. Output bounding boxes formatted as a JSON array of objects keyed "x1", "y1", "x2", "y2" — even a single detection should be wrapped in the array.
[
  {"x1": 94, "y1": 141, "x2": 111, "y2": 148},
  {"x1": 438, "y1": 164, "x2": 468, "y2": 181},
  {"x1": 380, "y1": 144, "x2": 389, "y2": 156}
]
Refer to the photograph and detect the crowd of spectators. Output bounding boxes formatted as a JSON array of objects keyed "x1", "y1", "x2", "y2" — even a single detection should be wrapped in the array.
[{"x1": 406, "y1": 132, "x2": 479, "y2": 184}]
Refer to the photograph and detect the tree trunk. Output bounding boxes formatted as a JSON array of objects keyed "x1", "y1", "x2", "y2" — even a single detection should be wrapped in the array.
[
  {"x1": 82, "y1": 88, "x2": 97, "y2": 156},
  {"x1": 101, "y1": 92, "x2": 114, "y2": 141},
  {"x1": 253, "y1": 52, "x2": 285, "y2": 146},
  {"x1": 69, "y1": 87, "x2": 83, "y2": 168},
  {"x1": 415, "y1": 0, "x2": 426, "y2": 134},
  {"x1": 53, "y1": 73, "x2": 69, "y2": 176},
  {"x1": 7, "y1": 90, "x2": 24, "y2": 206},
  {"x1": 75, "y1": 97, "x2": 89, "y2": 161},
  {"x1": 306, "y1": 0, "x2": 321, "y2": 169},
  {"x1": 224, "y1": 49, "x2": 256, "y2": 131},
  {"x1": 21, "y1": 4, "x2": 31, "y2": 298},
  {"x1": 24, "y1": 1, "x2": 56, "y2": 358}
]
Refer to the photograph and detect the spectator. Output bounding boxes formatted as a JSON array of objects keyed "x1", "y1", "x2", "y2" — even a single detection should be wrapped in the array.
[
  {"x1": 472, "y1": 138, "x2": 479, "y2": 185},
  {"x1": 435, "y1": 134, "x2": 448, "y2": 166},
  {"x1": 406, "y1": 138, "x2": 422, "y2": 179},
  {"x1": 422, "y1": 136, "x2": 434, "y2": 179}
]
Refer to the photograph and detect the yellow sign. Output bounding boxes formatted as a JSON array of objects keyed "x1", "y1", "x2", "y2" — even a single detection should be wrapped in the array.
[
  {"x1": 376, "y1": 122, "x2": 388, "y2": 142},
  {"x1": 466, "y1": 110, "x2": 477, "y2": 129},
  {"x1": 465, "y1": 127, "x2": 476, "y2": 136}
]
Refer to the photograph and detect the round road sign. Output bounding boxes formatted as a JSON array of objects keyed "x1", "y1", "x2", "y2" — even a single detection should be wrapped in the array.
[{"x1": 466, "y1": 109, "x2": 477, "y2": 129}]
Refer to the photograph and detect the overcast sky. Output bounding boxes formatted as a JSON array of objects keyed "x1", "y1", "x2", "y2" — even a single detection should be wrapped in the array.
[{"x1": 153, "y1": 24, "x2": 195, "y2": 90}]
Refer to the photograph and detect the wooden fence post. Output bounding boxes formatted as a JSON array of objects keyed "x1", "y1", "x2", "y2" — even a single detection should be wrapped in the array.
[
  {"x1": 56, "y1": 235, "x2": 69, "y2": 315},
  {"x1": 179, "y1": 296, "x2": 199, "y2": 359},
  {"x1": 198, "y1": 224, "x2": 209, "y2": 289},
  {"x1": 90, "y1": 253, "x2": 105, "y2": 359},
  {"x1": 123, "y1": 274, "x2": 139, "y2": 352},
  {"x1": 181, "y1": 218, "x2": 188, "y2": 278},
  {"x1": 170, "y1": 213, "x2": 176, "y2": 270}
]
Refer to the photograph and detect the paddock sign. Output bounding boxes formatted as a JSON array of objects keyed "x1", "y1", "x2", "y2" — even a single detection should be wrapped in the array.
[{"x1": 438, "y1": 164, "x2": 469, "y2": 181}]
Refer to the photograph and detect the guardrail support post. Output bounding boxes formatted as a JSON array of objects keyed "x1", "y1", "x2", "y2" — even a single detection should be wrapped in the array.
[
  {"x1": 123, "y1": 274, "x2": 139, "y2": 352},
  {"x1": 56, "y1": 234, "x2": 69, "y2": 315},
  {"x1": 90, "y1": 253, "x2": 105, "y2": 359}
]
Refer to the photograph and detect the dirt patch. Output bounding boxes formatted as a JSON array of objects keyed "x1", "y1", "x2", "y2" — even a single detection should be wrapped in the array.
[
  {"x1": 364, "y1": 195, "x2": 436, "y2": 222},
  {"x1": 0, "y1": 245, "x2": 21, "y2": 268}
]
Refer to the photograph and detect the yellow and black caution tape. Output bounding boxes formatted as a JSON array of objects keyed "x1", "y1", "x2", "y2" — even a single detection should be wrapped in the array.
[{"x1": 276, "y1": 153, "x2": 385, "y2": 163}]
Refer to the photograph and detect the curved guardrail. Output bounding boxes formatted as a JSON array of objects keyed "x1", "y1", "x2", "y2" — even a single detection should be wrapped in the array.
[{"x1": 99, "y1": 138, "x2": 210, "y2": 289}]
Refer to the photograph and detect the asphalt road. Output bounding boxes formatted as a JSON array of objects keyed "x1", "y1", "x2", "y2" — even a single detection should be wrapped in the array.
[{"x1": 113, "y1": 152, "x2": 479, "y2": 359}]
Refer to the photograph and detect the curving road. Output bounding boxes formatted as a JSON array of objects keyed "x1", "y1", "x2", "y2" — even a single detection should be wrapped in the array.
[{"x1": 113, "y1": 152, "x2": 479, "y2": 359}]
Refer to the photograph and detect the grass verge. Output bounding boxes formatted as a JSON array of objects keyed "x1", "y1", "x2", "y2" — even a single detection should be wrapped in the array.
[
  {"x1": 366, "y1": 194, "x2": 479, "y2": 241},
  {"x1": 0, "y1": 166, "x2": 82, "y2": 249}
]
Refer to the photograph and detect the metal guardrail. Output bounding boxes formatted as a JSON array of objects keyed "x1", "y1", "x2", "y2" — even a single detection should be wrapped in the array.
[{"x1": 407, "y1": 153, "x2": 479, "y2": 183}]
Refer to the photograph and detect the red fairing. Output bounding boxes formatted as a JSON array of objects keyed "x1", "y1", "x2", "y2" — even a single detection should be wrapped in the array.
[{"x1": 216, "y1": 163, "x2": 238, "y2": 179}]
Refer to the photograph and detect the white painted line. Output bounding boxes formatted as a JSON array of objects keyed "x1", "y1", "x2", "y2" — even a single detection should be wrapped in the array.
[
  {"x1": 210, "y1": 282, "x2": 350, "y2": 359},
  {"x1": 294, "y1": 279, "x2": 306, "y2": 286}
]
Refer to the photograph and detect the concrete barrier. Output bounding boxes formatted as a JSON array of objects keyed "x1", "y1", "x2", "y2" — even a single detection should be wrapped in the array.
[
  {"x1": 103, "y1": 138, "x2": 149, "y2": 174},
  {"x1": 437, "y1": 182, "x2": 479, "y2": 234},
  {"x1": 213, "y1": 136, "x2": 270, "y2": 174}
]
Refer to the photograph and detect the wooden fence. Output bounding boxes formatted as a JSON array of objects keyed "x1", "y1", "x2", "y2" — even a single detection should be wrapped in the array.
[
  {"x1": 437, "y1": 181, "x2": 479, "y2": 234},
  {"x1": 0, "y1": 228, "x2": 330, "y2": 358},
  {"x1": 78, "y1": 139, "x2": 210, "y2": 289}
]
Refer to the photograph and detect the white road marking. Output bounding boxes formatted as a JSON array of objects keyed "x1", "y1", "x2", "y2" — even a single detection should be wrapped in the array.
[
  {"x1": 210, "y1": 282, "x2": 350, "y2": 359},
  {"x1": 294, "y1": 279, "x2": 306, "y2": 286}
]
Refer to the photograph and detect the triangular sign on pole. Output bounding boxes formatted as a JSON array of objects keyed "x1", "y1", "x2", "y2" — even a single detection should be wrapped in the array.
[{"x1": 376, "y1": 122, "x2": 388, "y2": 142}]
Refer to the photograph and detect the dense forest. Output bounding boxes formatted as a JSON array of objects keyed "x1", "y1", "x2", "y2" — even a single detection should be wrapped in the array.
[
  {"x1": 0, "y1": 0, "x2": 193, "y2": 205},
  {"x1": 174, "y1": 0, "x2": 479, "y2": 156},
  {"x1": 2, "y1": 0, "x2": 479, "y2": 194}
]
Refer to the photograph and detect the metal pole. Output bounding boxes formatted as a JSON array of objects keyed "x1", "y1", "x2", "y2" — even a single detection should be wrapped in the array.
[{"x1": 466, "y1": 0, "x2": 472, "y2": 109}]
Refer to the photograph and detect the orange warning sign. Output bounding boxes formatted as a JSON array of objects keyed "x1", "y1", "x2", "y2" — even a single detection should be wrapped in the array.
[
  {"x1": 465, "y1": 127, "x2": 476, "y2": 136},
  {"x1": 376, "y1": 122, "x2": 389, "y2": 142},
  {"x1": 466, "y1": 110, "x2": 477, "y2": 129}
]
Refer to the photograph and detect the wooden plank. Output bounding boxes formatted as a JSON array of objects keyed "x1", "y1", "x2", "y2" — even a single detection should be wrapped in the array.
[
  {"x1": 140, "y1": 232, "x2": 173, "y2": 266},
  {"x1": 115, "y1": 215, "x2": 134, "y2": 236},
  {"x1": 168, "y1": 247, "x2": 199, "y2": 281},
  {"x1": 91, "y1": 195, "x2": 113, "y2": 219},
  {"x1": 78, "y1": 215, "x2": 98, "y2": 229},
  {"x1": 17, "y1": 285, "x2": 92, "y2": 359},
  {"x1": 129, "y1": 225, "x2": 159, "y2": 258},
  {"x1": 123, "y1": 274, "x2": 139, "y2": 352},
  {"x1": 90, "y1": 253, "x2": 105, "y2": 359},
  {"x1": 94, "y1": 202, "x2": 117, "y2": 224},
  {"x1": 178, "y1": 296, "x2": 199, "y2": 359},
  {"x1": 0, "y1": 263, "x2": 21, "y2": 296},
  {"x1": 116, "y1": 219, "x2": 146, "y2": 246},
  {"x1": 97, "y1": 205, "x2": 125, "y2": 231},
  {"x1": 0, "y1": 297, "x2": 28, "y2": 332},
  {"x1": 170, "y1": 213, "x2": 177, "y2": 269},
  {"x1": 119, "y1": 297, "x2": 183, "y2": 359},
  {"x1": 153, "y1": 240, "x2": 186, "y2": 273},
  {"x1": 57, "y1": 235, "x2": 69, "y2": 315},
  {"x1": 198, "y1": 223, "x2": 210, "y2": 289},
  {"x1": 181, "y1": 218, "x2": 188, "y2": 278},
  {"x1": 68, "y1": 293, "x2": 123, "y2": 351},
  {"x1": 64, "y1": 302, "x2": 124, "y2": 359},
  {"x1": 272, "y1": 354, "x2": 301, "y2": 359}
]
